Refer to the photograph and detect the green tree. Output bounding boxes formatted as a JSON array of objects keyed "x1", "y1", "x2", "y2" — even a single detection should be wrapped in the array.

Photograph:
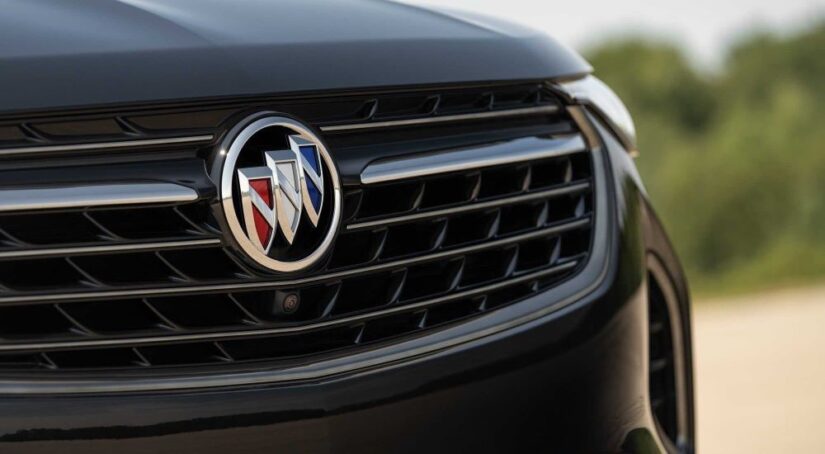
[{"x1": 585, "y1": 23, "x2": 825, "y2": 294}]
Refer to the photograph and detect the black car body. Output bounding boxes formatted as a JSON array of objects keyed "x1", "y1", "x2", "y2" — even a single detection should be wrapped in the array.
[{"x1": 0, "y1": 1, "x2": 694, "y2": 453}]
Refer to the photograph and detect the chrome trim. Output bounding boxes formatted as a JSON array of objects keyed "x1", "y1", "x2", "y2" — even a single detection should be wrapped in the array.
[
  {"x1": 555, "y1": 77, "x2": 638, "y2": 154},
  {"x1": 0, "y1": 135, "x2": 214, "y2": 157},
  {"x1": 648, "y1": 253, "x2": 692, "y2": 449},
  {"x1": 320, "y1": 105, "x2": 559, "y2": 132},
  {"x1": 360, "y1": 135, "x2": 586, "y2": 184},
  {"x1": 347, "y1": 181, "x2": 591, "y2": 231},
  {"x1": 0, "y1": 217, "x2": 591, "y2": 305},
  {"x1": 0, "y1": 238, "x2": 222, "y2": 260},
  {"x1": 0, "y1": 261, "x2": 579, "y2": 354},
  {"x1": 0, "y1": 183, "x2": 199, "y2": 213}
]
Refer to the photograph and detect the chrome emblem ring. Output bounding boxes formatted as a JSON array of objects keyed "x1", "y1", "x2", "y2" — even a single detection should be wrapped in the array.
[{"x1": 215, "y1": 114, "x2": 342, "y2": 273}]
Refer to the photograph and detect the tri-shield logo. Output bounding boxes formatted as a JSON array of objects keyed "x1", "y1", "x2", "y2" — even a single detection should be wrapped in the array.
[
  {"x1": 217, "y1": 114, "x2": 341, "y2": 273},
  {"x1": 236, "y1": 135, "x2": 324, "y2": 252}
]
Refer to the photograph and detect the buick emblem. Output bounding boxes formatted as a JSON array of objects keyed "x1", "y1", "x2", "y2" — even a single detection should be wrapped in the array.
[
  {"x1": 214, "y1": 114, "x2": 342, "y2": 273},
  {"x1": 236, "y1": 135, "x2": 324, "y2": 250}
]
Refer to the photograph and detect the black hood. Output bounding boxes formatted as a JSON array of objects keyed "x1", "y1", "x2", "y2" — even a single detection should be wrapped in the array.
[{"x1": 0, "y1": 0, "x2": 591, "y2": 114}]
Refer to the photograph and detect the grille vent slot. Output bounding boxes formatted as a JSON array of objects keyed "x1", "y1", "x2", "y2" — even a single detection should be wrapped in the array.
[{"x1": 649, "y1": 272, "x2": 680, "y2": 443}]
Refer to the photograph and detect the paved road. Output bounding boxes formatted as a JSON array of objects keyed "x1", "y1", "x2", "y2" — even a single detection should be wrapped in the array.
[{"x1": 695, "y1": 285, "x2": 825, "y2": 453}]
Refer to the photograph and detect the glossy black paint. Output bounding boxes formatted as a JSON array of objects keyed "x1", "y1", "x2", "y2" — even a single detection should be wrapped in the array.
[
  {"x1": 0, "y1": 0, "x2": 590, "y2": 115},
  {"x1": 0, "y1": 114, "x2": 692, "y2": 453}
]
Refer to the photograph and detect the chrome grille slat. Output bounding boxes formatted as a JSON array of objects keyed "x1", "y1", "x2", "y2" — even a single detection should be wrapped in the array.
[
  {"x1": 346, "y1": 180, "x2": 591, "y2": 231},
  {"x1": 0, "y1": 135, "x2": 214, "y2": 158},
  {"x1": 360, "y1": 134, "x2": 585, "y2": 184},
  {"x1": 0, "y1": 260, "x2": 580, "y2": 354},
  {"x1": 319, "y1": 104, "x2": 560, "y2": 132},
  {"x1": 0, "y1": 216, "x2": 591, "y2": 304},
  {"x1": 0, "y1": 182, "x2": 200, "y2": 213},
  {"x1": 0, "y1": 239, "x2": 223, "y2": 260}
]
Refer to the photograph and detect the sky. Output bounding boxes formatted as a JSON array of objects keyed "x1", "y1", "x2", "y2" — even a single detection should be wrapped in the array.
[{"x1": 404, "y1": 0, "x2": 825, "y2": 69}]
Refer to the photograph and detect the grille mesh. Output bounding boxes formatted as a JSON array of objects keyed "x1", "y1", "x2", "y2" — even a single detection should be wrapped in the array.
[{"x1": 0, "y1": 83, "x2": 597, "y2": 374}]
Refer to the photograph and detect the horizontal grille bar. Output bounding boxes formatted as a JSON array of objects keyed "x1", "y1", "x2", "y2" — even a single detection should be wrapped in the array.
[
  {"x1": 0, "y1": 238, "x2": 222, "y2": 260},
  {"x1": 320, "y1": 105, "x2": 560, "y2": 132},
  {"x1": 360, "y1": 135, "x2": 585, "y2": 184},
  {"x1": 0, "y1": 182, "x2": 199, "y2": 213},
  {"x1": 0, "y1": 135, "x2": 214, "y2": 158},
  {"x1": 347, "y1": 180, "x2": 591, "y2": 231},
  {"x1": 0, "y1": 216, "x2": 590, "y2": 305},
  {"x1": 0, "y1": 260, "x2": 579, "y2": 354}
]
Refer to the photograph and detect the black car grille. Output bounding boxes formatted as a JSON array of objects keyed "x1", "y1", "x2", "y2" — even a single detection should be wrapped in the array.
[{"x1": 0, "y1": 82, "x2": 597, "y2": 377}]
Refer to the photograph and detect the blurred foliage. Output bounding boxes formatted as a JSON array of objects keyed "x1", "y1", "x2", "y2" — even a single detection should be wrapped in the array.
[{"x1": 585, "y1": 22, "x2": 825, "y2": 295}]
